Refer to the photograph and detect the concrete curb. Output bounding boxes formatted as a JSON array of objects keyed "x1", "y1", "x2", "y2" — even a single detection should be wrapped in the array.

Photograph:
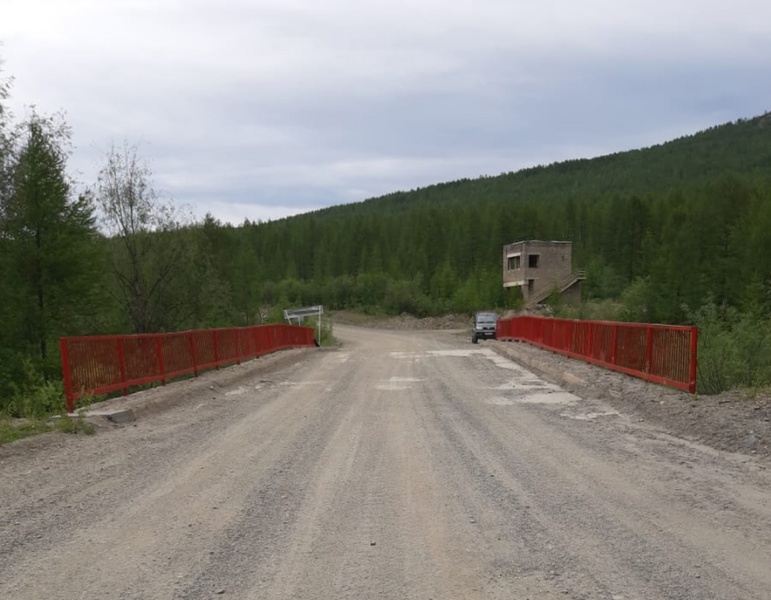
[
  {"x1": 70, "y1": 348, "x2": 315, "y2": 425},
  {"x1": 67, "y1": 408, "x2": 136, "y2": 423},
  {"x1": 488, "y1": 338, "x2": 687, "y2": 405},
  {"x1": 489, "y1": 340, "x2": 593, "y2": 396}
]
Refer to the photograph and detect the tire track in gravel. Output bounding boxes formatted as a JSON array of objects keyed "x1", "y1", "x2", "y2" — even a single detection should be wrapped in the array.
[
  {"x1": 0, "y1": 352, "x2": 314, "y2": 565},
  {"x1": 174, "y1": 349, "x2": 366, "y2": 599},
  {"x1": 424, "y1": 343, "x2": 771, "y2": 599},
  {"x1": 0, "y1": 349, "x2": 346, "y2": 599},
  {"x1": 239, "y1": 328, "x2": 472, "y2": 599}
]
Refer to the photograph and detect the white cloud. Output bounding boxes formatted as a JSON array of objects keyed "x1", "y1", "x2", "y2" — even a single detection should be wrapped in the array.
[
  {"x1": 188, "y1": 199, "x2": 315, "y2": 225},
  {"x1": 3, "y1": 0, "x2": 771, "y2": 222}
]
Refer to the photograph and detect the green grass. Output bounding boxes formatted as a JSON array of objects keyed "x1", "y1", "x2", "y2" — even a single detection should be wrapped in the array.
[
  {"x1": 0, "y1": 415, "x2": 94, "y2": 445},
  {"x1": 302, "y1": 316, "x2": 338, "y2": 347},
  {"x1": 0, "y1": 418, "x2": 51, "y2": 444},
  {"x1": 53, "y1": 415, "x2": 95, "y2": 436}
]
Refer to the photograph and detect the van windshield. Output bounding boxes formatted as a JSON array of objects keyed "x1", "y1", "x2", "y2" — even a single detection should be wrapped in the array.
[{"x1": 477, "y1": 315, "x2": 497, "y2": 323}]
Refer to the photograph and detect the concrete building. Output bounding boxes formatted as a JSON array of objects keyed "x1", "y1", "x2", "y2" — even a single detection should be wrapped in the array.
[{"x1": 502, "y1": 240, "x2": 584, "y2": 307}]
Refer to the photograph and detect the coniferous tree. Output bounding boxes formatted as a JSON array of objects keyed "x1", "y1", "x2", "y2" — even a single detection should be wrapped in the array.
[{"x1": 1, "y1": 112, "x2": 102, "y2": 372}]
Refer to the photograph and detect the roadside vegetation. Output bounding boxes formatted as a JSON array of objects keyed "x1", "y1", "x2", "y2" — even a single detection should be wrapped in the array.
[
  {"x1": 2, "y1": 53, "x2": 771, "y2": 426},
  {"x1": 551, "y1": 297, "x2": 771, "y2": 395},
  {"x1": 313, "y1": 318, "x2": 337, "y2": 347},
  {"x1": 0, "y1": 415, "x2": 94, "y2": 445}
]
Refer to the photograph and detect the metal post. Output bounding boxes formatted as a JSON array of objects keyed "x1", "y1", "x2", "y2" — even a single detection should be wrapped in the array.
[
  {"x1": 60, "y1": 338, "x2": 74, "y2": 413},
  {"x1": 117, "y1": 338, "x2": 128, "y2": 396},
  {"x1": 188, "y1": 332, "x2": 198, "y2": 377},
  {"x1": 156, "y1": 336, "x2": 166, "y2": 386},
  {"x1": 644, "y1": 326, "x2": 653, "y2": 374},
  {"x1": 611, "y1": 324, "x2": 618, "y2": 365},
  {"x1": 689, "y1": 326, "x2": 698, "y2": 394}
]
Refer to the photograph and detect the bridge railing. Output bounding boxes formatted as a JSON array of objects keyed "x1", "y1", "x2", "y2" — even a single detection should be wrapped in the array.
[
  {"x1": 496, "y1": 316, "x2": 697, "y2": 393},
  {"x1": 60, "y1": 324, "x2": 316, "y2": 411}
]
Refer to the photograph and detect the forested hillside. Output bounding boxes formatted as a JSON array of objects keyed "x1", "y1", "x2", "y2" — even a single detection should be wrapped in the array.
[
  {"x1": 229, "y1": 114, "x2": 771, "y2": 324},
  {"x1": 2, "y1": 53, "x2": 771, "y2": 411},
  {"x1": 319, "y1": 113, "x2": 771, "y2": 216}
]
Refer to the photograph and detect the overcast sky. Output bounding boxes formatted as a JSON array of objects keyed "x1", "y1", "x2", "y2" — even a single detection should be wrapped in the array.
[{"x1": 3, "y1": 0, "x2": 770, "y2": 224}]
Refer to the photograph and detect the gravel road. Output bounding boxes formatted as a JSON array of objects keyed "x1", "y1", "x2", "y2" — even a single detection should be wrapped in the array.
[{"x1": 2, "y1": 325, "x2": 770, "y2": 599}]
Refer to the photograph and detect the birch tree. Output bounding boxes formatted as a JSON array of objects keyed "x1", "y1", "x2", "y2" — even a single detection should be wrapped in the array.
[{"x1": 95, "y1": 143, "x2": 197, "y2": 333}]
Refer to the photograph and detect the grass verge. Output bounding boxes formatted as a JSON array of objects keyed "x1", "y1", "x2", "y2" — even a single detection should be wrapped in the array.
[{"x1": 0, "y1": 415, "x2": 95, "y2": 445}]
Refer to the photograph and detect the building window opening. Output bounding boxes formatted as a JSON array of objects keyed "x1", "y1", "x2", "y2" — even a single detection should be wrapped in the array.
[
  {"x1": 528, "y1": 254, "x2": 540, "y2": 268},
  {"x1": 507, "y1": 255, "x2": 521, "y2": 270}
]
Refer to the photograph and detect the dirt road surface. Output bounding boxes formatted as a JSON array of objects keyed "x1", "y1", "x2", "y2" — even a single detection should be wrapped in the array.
[{"x1": 2, "y1": 325, "x2": 770, "y2": 599}]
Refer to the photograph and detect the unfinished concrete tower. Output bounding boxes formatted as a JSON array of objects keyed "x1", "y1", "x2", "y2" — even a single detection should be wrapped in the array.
[{"x1": 502, "y1": 240, "x2": 584, "y2": 307}]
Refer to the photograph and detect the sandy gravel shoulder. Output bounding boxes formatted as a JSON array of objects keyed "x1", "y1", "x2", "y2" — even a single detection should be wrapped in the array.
[{"x1": 485, "y1": 337, "x2": 771, "y2": 462}]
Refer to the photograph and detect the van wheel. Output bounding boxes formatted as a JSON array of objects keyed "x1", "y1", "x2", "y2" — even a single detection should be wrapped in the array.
[{"x1": 471, "y1": 333, "x2": 478, "y2": 344}]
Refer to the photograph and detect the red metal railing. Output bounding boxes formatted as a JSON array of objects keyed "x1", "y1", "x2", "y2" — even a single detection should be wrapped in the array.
[
  {"x1": 496, "y1": 316, "x2": 698, "y2": 393},
  {"x1": 60, "y1": 324, "x2": 316, "y2": 411}
]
